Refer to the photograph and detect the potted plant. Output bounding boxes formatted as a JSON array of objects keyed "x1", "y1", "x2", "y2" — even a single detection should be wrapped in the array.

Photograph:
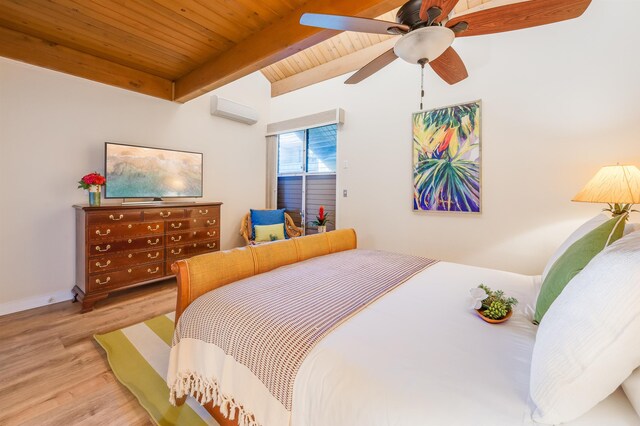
[
  {"x1": 78, "y1": 172, "x2": 106, "y2": 207},
  {"x1": 469, "y1": 284, "x2": 518, "y2": 324},
  {"x1": 308, "y1": 205, "x2": 332, "y2": 233}
]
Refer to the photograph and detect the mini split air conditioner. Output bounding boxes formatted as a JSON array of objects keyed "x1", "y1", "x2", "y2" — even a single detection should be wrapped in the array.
[{"x1": 210, "y1": 95, "x2": 259, "y2": 125}]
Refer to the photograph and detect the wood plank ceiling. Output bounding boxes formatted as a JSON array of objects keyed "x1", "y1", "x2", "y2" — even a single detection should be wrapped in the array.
[{"x1": 0, "y1": 0, "x2": 491, "y2": 102}]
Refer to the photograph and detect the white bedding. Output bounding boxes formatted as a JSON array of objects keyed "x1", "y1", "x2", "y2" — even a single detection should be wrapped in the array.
[{"x1": 291, "y1": 262, "x2": 640, "y2": 426}]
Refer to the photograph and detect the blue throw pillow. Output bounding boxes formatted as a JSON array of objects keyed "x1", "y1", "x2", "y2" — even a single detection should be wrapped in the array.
[{"x1": 250, "y1": 209, "x2": 286, "y2": 239}]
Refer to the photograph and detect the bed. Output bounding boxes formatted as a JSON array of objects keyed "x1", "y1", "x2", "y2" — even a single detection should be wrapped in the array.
[{"x1": 168, "y1": 229, "x2": 640, "y2": 426}]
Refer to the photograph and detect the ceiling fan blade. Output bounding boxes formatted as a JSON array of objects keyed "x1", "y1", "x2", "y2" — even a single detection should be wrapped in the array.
[
  {"x1": 300, "y1": 13, "x2": 409, "y2": 35},
  {"x1": 446, "y1": 0, "x2": 591, "y2": 37},
  {"x1": 420, "y1": 0, "x2": 460, "y2": 23},
  {"x1": 429, "y1": 47, "x2": 468, "y2": 85},
  {"x1": 345, "y1": 48, "x2": 398, "y2": 84}
]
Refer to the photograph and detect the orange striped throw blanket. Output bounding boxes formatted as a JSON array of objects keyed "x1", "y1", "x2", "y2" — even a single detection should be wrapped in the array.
[{"x1": 168, "y1": 249, "x2": 437, "y2": 426}]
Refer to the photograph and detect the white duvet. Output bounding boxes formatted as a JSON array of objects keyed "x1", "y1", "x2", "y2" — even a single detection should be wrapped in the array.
[{"x1": 291, "y1": 262, "x2": 639, "y2": 426}]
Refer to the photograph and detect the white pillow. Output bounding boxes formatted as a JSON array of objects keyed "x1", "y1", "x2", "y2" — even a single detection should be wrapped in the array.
[
  {"x1": 625, "y1": 222, "x2": 640, "y2": 236},
  {"x1": 623, "y1": 367, "x2": 640, "y2": 417},
  {"x1": 541, "y1": 214, "x2": 609, "y2": 281},
  {"x1": 530, "y1": 230, "x2": 640, "y2": 424}
]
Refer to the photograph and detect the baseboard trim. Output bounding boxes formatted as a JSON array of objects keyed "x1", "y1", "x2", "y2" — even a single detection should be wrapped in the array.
[{"x1": 0, "y1": 290, "x2": 74, "y2": 317}]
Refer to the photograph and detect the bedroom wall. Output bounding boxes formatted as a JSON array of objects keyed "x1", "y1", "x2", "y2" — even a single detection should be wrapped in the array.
[
  {"x1": 269, "y1": 0, "x2": 640, "y2": 275},
  {"x1": 0, "y1": 58, "x2": 270, "y2": 314}
]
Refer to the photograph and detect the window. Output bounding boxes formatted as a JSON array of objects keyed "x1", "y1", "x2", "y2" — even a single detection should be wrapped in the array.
[{"x1": 276, "y1": 124, "x2": 337, "y2": 234}]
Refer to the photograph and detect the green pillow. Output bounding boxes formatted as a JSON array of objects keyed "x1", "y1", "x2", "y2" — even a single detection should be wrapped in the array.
[
  {"x1": 254, "y1": 223, "x2": 286, "y2": 242},
  {"x1": 533, "y1": 214, "x2": 627, "y2": 324}
]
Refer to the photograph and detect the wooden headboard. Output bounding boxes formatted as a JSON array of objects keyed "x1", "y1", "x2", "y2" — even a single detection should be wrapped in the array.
[{"x1": 170, "y1": 229, "x2": 358, "y2": 321}]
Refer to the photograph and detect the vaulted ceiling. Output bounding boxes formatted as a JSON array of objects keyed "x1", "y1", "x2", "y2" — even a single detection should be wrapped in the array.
[{"x1": 0, "y1": 0, "x2": 495, "y2": 102}]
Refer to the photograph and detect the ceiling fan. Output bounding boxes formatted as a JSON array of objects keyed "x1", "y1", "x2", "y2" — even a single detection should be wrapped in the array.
[{"x1": 300, "y1": 0, "x2": 592, "y2": 86}]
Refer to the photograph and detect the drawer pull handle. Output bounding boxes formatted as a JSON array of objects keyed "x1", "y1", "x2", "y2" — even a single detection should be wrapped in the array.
[
  {"x1": 171, "y1": 248, "x2": 182, "y2": 255},
  {"x1": 128, "y1": 269, "x2": 132, "y2": 273},
  {"x1": 128, "y1": 239, "x2": 132, "y2": 243},
  {"x1": 148, "y1": 252, "x2": 160, "y2": 259},
  {"x1": 147, "y1": 238, "x2": 160, "y2": 246},
  {"x1": 109, "y1": 214, "x2": 124, "y2": 221},
  {"x1": 147, "y1": 267, "x2": 160, "y2": 274},
  {"x1": 206, "y1": 219, "x2": 216, "y2": 226},
  {"x1": 160, "y1": 211, "x2": 171, "y2": 218},
  {"x1": 95, "y1": 260, "x2": 111, "y2": 268},
  {"x1": 207, "y1": 243, "x2": 216, "y2": 249},
  {"x1": 171, "y1": 235, "x2": 182, "y2": 242},
  {"x1": 171, "y1": 223, "x2": 182, "y2": 229},
  {"x1": 207, "y1": 231, "x2": 216, "y2": 237},
  {"x1": 199, "y1": 209, "x2": 209, "y2": 215},
  {"x1": 95, "y1": 245, "x2": 111, "y2": 252},
  {"x1": 95, "y1": 229, "x2": 111, "y2": 236},
  {"x1": 128, "y1": 254, "x2": 133, "y2": 259},
  {"x1": 147, "y1": 225, "x2": 160, "y2": 231},
  {"x1": 95, "y1": 277, "x2": 111, "y2": 285}
]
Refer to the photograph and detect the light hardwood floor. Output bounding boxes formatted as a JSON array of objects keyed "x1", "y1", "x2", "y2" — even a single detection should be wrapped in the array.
[{"x1": 0, "y1": 280, "x2": 177, "y2": 425}]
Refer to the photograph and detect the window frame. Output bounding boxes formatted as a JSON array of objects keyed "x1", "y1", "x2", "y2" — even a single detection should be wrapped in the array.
[{"x1": 276, "y1": 124, "x2": 338, "y2": 232}]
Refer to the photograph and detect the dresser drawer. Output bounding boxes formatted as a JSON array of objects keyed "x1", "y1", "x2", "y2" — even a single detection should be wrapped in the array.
[
  {"x1": 88, "y1": 248, "x2": 164, "y2": 273},
  {"x1": 185, "y1": 206, "x2": 219, "y2": 218},
  {"x1": 166, "y1": 228, "x2": 219, "y2": 245},
  {"x1": 89, "y1": 235, "x2": 164, "y2": 256},
  {"x1": 167, "y1": 240, "x2": 218, "y2": 261},
  {"x1": 166, "y1": 217, "x2": 218, "y2": 232},
  {"x1": 89, "y1": 221, "x2": 164, "y2": 241},
  {"x1": 143, "y1": 208, "x2": 185, "y2": 221},
  {"x1": 88, "y1": 261, "x2": 165, "y2": 292},
  {"x1": 87, "y1": 210, "x2": 143, "y2": 225}
]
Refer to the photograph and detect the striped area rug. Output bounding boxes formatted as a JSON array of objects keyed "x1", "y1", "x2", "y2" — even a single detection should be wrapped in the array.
[{"x1": 95, "y1": 313, "x2": 218, "y2": 425}]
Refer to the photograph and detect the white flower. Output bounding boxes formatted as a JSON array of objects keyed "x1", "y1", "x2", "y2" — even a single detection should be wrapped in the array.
[{"x1": 469, "y1": 287, "x2": 488, "y2": 310}]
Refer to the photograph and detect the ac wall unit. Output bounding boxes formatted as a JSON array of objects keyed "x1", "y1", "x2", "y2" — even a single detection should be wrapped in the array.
[{"x1": 210, "y1": 95, "x2": 259, "y2": 125}]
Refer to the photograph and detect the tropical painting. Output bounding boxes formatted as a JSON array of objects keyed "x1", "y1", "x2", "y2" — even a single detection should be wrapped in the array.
[{"x1": 413, "y1": 100, "x2": 481, "y2": 213}]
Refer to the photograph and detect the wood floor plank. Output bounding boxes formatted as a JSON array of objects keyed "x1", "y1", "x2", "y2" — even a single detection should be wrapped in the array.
[{"x1": 0, "y1": 279, "x2": 176, "y2": 425}]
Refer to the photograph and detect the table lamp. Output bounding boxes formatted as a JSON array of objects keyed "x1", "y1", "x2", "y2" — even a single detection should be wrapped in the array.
[{"x1": 572, "y1": 164, "x2": 640, "y2": 217}]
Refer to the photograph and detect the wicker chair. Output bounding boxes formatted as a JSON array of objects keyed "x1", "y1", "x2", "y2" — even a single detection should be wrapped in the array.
[{"x1": 240, "y1": 211, "x2": 303, "y2": 245}]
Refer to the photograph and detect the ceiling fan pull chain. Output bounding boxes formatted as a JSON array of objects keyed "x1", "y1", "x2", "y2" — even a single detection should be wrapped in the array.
[{"x1": 419, "y1": 60, "x2": 426, "y2": 110}]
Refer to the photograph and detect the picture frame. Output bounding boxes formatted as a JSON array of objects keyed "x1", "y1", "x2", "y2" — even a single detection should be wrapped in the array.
[{"x1": 412, "y1": 100, "x2": 482, "y2": 213}]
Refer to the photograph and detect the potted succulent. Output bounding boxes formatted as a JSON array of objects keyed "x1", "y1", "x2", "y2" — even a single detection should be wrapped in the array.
[
  {"x1": 78, "y1": 172, "x2": 106, "y2": 207},
  {"x1": 308, "y1": 205, "x2": 332, "y2": 233},
  {"x1": 469, "y1": 284, "x2": 518, "y2": 324}
]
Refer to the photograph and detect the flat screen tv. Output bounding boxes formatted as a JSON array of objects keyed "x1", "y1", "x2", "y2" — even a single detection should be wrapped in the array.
[{"x1": 105, "y1": 142, "x2": 203, "y2": 200}]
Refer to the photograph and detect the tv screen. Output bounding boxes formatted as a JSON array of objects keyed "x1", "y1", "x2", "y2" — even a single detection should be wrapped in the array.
[{"x1": 105, "y1": 142, "x2": 203, "y2": 199}]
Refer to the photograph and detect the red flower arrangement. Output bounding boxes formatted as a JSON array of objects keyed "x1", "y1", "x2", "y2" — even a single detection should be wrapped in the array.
[
  {"x1": 309, "y1": 205, "x2": 333, "y2": 227},
  {"x1": 78, "y1": 172, "x2": 106, "y2": 190}
]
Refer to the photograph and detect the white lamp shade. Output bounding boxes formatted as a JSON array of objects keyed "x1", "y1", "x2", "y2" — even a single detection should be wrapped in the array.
[
  {"x1": 573, "y1": 165, "x2": 640, "y2": 204},
  {"x1": 393, "y1": 26, "x2": 455, "y2": 64}
]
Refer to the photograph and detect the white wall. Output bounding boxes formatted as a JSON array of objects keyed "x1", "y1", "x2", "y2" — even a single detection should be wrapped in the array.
[
  {"x1": 270, "y1": 0, "x2": 640, "y2": 275},
  {"x1": 0, "y1": 58, "x2": 270, "y2": 313}
]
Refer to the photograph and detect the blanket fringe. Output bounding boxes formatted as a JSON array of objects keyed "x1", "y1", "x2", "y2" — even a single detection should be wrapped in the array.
[{"x1": 169, "y1": 371, "x2": 261, "y2": 426}]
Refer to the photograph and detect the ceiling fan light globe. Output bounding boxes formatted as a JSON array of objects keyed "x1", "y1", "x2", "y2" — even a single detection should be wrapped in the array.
[{"x1": 393, "y1": 26, "x2": 455, "y2": 64}]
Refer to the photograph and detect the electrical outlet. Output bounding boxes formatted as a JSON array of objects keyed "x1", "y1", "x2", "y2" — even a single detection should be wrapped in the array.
[{"x1": 343, "y1": 189, "x2": 348, "y2": 197}]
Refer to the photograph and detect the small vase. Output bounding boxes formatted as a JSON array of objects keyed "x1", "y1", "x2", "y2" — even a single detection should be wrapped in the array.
[
  {"x1": 88, "y1": 185, "x2": 101, "y2": 207},
  {"x1": 317, "y1": 225, "x2": 327, "y2": 233}
]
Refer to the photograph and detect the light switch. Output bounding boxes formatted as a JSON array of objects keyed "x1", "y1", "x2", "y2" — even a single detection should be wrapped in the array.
[{"x1": 343, "y1": 189, "x2": 348, "y2": 197}]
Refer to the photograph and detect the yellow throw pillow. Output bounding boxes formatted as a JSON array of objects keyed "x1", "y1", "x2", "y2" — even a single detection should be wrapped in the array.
[{"x1": 254, "y1": 223, "x2": 286, "y2": 242}]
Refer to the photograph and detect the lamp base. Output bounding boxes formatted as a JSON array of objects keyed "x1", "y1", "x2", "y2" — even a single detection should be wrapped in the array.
[{"x1": 604, "y1": 203, "x2": 635, "y2": 218}]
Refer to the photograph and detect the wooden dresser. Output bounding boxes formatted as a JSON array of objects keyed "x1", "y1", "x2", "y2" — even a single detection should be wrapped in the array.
[{"x1": 73, "y1": 202, "x2": 221, "y2": 312}]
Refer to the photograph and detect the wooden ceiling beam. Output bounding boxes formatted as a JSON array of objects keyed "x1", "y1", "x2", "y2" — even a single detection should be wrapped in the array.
[
  {"x1": 270, "y1": 38, "x2": 397, "y2": 97},
  {"x1": 174, "y1": 0, "x2": 407, "y2": 103},
  {"x1": 0, "y1": 26, "x2": 173, "y2": 100}
]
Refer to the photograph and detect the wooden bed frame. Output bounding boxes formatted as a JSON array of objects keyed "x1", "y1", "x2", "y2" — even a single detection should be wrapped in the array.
[{"x1": 170, "y1": 229, "x2": 358, "y2": 425}]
